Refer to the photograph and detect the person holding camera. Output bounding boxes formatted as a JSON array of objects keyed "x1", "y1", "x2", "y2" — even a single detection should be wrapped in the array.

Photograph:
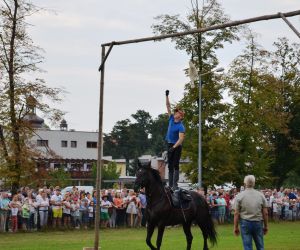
[{"x1": 165, "y1": 90, "x2": 185, "y2": 190}]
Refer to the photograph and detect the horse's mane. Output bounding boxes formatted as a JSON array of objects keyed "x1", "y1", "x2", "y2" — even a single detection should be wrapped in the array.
[
  {"x1": 147, "y1": 167, "x2": 163, "y2": 185},
  {"x1": 138, "y1": 160, "x2": 163, "y2": 185}
]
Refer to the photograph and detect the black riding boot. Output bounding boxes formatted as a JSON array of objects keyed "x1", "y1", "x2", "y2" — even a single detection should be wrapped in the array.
[
  {"x1": 168, "y1": 170, "x2": 174, "y2": 188},
  {"x1": 173, "y1": 169, "x2": 179, "y2": 189}
]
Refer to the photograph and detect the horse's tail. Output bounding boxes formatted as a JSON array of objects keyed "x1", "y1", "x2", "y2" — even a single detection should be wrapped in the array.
[
  {"x1": 194, "y1": 194, "x2": 217, "y2": 246},
  {"x1": 204, "y1": 207, "x2": 217, "y2": 246}
]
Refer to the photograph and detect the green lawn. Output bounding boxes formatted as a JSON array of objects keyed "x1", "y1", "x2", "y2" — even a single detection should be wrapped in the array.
[{"x1": 0, "y1": 222, "x2": 299, "y2": 250}]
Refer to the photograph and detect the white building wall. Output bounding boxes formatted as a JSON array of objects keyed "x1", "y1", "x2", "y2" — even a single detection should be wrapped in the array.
[{"x1": 31, "y1": 129, "x2": 99, "y2": 159}]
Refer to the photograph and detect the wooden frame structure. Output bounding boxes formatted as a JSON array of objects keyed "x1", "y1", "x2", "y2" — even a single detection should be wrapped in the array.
[{"x1": 94, "y1": 9, "x2": 300, "y2": 250}]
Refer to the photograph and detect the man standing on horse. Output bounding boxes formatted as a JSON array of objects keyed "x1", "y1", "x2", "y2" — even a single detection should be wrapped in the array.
[{"x1": 165, "y1": 90, "x2": 185, "y2": 190}]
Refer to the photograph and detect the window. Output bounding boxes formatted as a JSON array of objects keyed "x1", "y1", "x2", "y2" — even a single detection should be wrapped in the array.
[
  {"x1": 86, "y1": 164, "x2": 92, "y2": 171},
  {"x1": 37, "y1": 140, "x2": 48, "y2": 147},
  {"x1": 87, "y1": 141, "x2": 97, "y2": 148},
  {"x1": 61, "y1": 140, "x2": 68, "y2": 147},
  {"x1": 71, "y1": 141, "x2": 77, "y2": 148},
  {"x1": 54, "y1": 163, "x2": 61, "y2": 169}
]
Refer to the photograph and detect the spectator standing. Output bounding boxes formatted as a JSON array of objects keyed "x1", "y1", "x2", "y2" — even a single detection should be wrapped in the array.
[
  {"x1": 138, "y1": 188, "x2": 147, "y2": 227},
  {"x1": 210, "y1": 193, "x2": 219, "y2": 223},
  {"x1": 114, "y1": 192, "x2": 125, "y2": 227},
  {"x1": 229, "y1": 194, "x2": 236, "y2": 222},
  {"x1": 233, "y1": 175, "x2": 268, "y2": 250},
  {"x1": 224, "y1": 191, "x2": 231, "y2": 222},
  {"x1": 9, "y1": 195, "x2": 21, "y2": 233},
  {"x1": 100, "y1": 195, "x2": 111, "y2": 228},
  {"x1": 38, "y1": 191, "x2": 49, "y2": 229},
  {"x1": 71, "y1": 200, "x2": 80, "y2": 229},
  {"x1": 50, "y1": 189, "x2": 63, "y2": 228},
  {"x1": 62, "y1": 196, "x2": 71, "y2": 228},
  {"x1": 272, "y1": 199, "x2": 279, "y2": 222},
  {"x1": 217, "y1": 193, "x2": 226, "y2": 224},
  {"x1": 0, "y1": 193, "x2": 10, "y2": 232},
  {"x1": 135, "y1": 196, "x2": 142, "y2": 227},
  {"x1": 283, "y1": 198, "x2": 289, "y2": 220},
  {"x1": 21, "y1": 198, "x2": 30, "y2": 230},
  {"x1": 80, "y1": 194, "x2": 89, "y2": 229},
  {"x1": 28, "y1": 192, "x2": 37, "y2": 230},
  {"x1": 88, "y1": 201, "x2": 94, "y2": 228},
  {"x1": 126, "y1": 192, "x2": 137, "y2": 227}
]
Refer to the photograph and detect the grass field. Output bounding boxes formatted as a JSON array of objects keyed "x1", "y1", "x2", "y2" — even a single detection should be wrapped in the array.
[{"x1": 0, "y1": 222, "x2": 299, "y2": 250}]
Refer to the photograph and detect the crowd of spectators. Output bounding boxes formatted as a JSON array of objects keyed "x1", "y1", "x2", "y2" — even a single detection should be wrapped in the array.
[
  {"x1": 0, "y1": 186, "x2": 147, "y2": 232},
  {"x1": 0, "y1": 185, "x2": 299, "y2": 233},
  {"x1": 202, "y1": 187, "x2": 300, "y2": 224}
]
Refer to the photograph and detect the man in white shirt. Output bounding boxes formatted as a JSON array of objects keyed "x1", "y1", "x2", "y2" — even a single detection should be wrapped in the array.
[{"x1": 51, "y1": 189, "x2": 63, "y2": 228}]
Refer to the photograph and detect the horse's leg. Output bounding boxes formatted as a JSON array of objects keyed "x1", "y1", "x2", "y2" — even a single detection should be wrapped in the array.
[
  {"x1": 183, "y1": 223, "x2": 193, "y2": 250},
  {"x1": 156, "y1": 224, "x2": 165, "y2": 250},
  {"x1": 146, "y1": 223, "x2": 157, "y2": 250},
  {"x1": 198, "y1": 223, "x2": 208, "y2": 250}
]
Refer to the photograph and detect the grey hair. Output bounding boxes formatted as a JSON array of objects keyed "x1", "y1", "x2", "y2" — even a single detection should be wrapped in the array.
[{"x1": 244, "y1": 175, "x2": 255, "y2": 188}]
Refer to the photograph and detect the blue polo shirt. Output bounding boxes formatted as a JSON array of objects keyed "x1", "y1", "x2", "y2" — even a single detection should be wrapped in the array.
[{"x1": 165, "y1": 115, "x2": 185, "y2": 144}]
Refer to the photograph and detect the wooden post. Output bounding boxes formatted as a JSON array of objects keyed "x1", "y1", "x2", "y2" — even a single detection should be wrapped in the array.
[
  {"x1": 101, "y1": 10, "x2": 300, "y2": 47},
  {"x1": 279, "y1": 12, "x2": 300, "y2": 39},
  {"x1": 93, "y1": 46, "x2": 106, "y2": 250}
]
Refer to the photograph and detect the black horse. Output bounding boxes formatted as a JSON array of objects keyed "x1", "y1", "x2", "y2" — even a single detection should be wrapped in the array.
[{"x1": 134, "y1": 162, "x2": 217, "y2": 250}]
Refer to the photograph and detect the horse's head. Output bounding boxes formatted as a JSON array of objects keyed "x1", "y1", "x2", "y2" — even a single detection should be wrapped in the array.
[{"x1": 134, "y1": 160, "x2": 152, "y2": 192}]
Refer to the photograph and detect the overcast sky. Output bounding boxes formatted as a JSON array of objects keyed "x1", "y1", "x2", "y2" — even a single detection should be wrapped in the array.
[{"x1": 28, "y1": 0, "x2": 300, "y2": 133}]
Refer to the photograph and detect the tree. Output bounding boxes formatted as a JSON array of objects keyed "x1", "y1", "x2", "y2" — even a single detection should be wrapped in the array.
[
  {"x1": 269, "y1": 38, "x2": 300, "y2": 186},
  {"x1": 92, "y1": 162, "x2": 120, "y2": 188},
  {"x1": 48, "y1": 167, "x2": 71, "y2": 187},
  {"x1": 0, "y1": 0, "x2": 63, "y2": 193},
  {"x1": 104, "y1": 119, "x2": 137, "y2": 175},
  {"x1": 152, "y1": 0, "x2": 240, "y2": 186},
  {"x1": 224, "y1": 32, "x2": 285, "y2": 186},
  {"x1": 149, "y1": 113, "x2": 169, "y2": 156},
  {"x1": 130, "y1": 110, "x2": 153, "y2": 156},
  {"x1": 223, "y1": 32, "x2": 300, "y2": 187},
  {"x1": 103, "y1": 110, "x2": 154, "y2": 175}
]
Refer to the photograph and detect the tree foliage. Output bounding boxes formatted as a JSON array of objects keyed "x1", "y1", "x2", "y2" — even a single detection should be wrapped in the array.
[
  {"x1": 153, "y1": 0, "x2": 241, "y2": 186},
  {"x1": 48, "y1": 167, "x2": 71, "y2": 187},
  {"x1": 0, "y1": 0, "x2": 64, "y2": 193},
  {"x1": 152, "y1": 0, "x2": 300, "y2": 187},
  {"x1": 269, "y1": 38, "x2": 300, "y2": 186},
  {"x1": 103, "y1": 110, "x2": 169, "y2": 175},
  {"x1": 92, "y1": 162, "x2": 120, "y2": 188}
]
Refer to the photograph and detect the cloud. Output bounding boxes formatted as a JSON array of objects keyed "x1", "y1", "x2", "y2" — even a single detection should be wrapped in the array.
[{"x1": 27, "y1": 0, "x2": 300, "y2": 132}]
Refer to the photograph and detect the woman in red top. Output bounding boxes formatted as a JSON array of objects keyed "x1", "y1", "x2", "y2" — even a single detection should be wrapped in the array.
[{"x1": 113, "y1": 192, "x2": 125, "y2": 227}]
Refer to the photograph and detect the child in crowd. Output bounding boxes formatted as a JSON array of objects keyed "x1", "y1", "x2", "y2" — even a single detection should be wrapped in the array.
[
  {"x1": 9, "y1": 195, "x2": 21, "y2": 233},
  {"x1": 100, "y1": 195, "x2": 111, "y2": 228},
  {"x1": 63, "y1": 196, "x2": 71, "y2": 228},
  {"x1": 88, "y1": 201, "x2": 94, "y2": 228},
  {"x1": 80, "y1": 194, "x2": 89, "y2": 229},
  {"x1": 21, "y1": 198, "x2": 30, "y2": 230},
  {"x1": 272, "y1": 200, "x2": 279, "y2": 222},
  {"x1": 71, "y1": 200, "x2": 81, "y2": 229}
]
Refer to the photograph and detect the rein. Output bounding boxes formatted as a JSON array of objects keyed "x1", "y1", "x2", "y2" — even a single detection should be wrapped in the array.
[
  {"x1": 147, "y1": 192, "x2": 164, "y2": 208},
  {"x1": 163, "y1": 187, "x2": 173, "y2": 207},
  {"x1": 146, "y1": 185, "x2": 173, "y2": 209}
]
